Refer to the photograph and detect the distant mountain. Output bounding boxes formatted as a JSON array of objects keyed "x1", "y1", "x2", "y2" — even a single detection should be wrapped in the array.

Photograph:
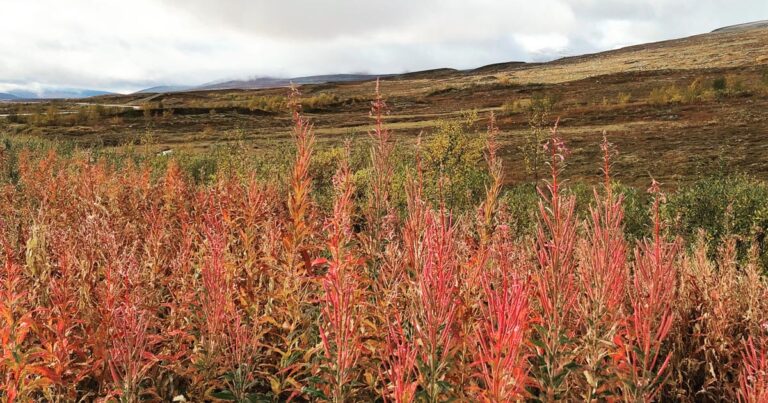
[
  {"x1": 387, "y1": 68, "x2": 457, "y2": 80},
  {"x1": 8, "y1": 88, "x2": 114, "y2": 99},
  {"x1": 468, "y1": 61, "x2": 529, "y2": 74},
  {"x1": 0, "y1": 92, "x2": 18, "y2": 100},
  {"x1": 6, "y1": 90, "x2": 37, "y2": 99},
  {"x1": 197, "y1": 74, "x2": 384, "y2": 91},
  {"x1": 132, "y1": 74, "x2": 384, "y2": 94},
  {"x1": 712, "y1": 20, "x2": 768, "y2": 33},
  {"x1": 134, "y1": 85, "x2": 194, "y2": 94}
]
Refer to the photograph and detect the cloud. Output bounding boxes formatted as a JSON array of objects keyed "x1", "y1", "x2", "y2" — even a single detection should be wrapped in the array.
[
  {"x1": 162, "y1": 0, "x2": 576, "y2": 42},
  {"x1": 0, "y1": 0, "x2": 765, "y2": 93}
]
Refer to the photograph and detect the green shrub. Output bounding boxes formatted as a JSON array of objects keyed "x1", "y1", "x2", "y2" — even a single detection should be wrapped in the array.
[
  {"x1": 530, "y1": 92, "x2": 560, "y2": 112},
  {"x1": 510, "y1": 93, "x2": 561, "y2": 182},
  {"x1": 712, "y1": 76, "x2": 727, "y2": 93},
  {"x1": 303, "y1": 93, "x2": 340, "y2": 111},
  {"x1": 499, "y1": 184, "x2": 538, "y2": 236},
  {"x1": 501, "y1": 99, "x2": 529, "y2": 115},
  {"x1": 421, "y1": 111, "x2": 488, "y2": 212},
  {"x1": 310, "y1": 143, "x2": 369, "y2": 210},
  {"x1": 616, "y1": 92, "x2": 632, "y2": 105},
  {"x1": 682, "y1": 78, "x2": 704, "y2": 103},
  {"x1": 666, "y1": 175, "x2": 768, "y2": 268},
  {"x1": 248, "y1": 96, "x2": 286, "y2": 113},
  {"x1": 614, "y1": 183, "x2": 652, "y2": 241},
  {"x1": 649, "y1": 85, "x2": 682, "y2": 105}
]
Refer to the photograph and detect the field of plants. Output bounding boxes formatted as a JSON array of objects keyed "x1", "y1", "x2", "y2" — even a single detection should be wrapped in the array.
[{"x1": 2, "y1": 86, "x2": 768, "y2": 402}]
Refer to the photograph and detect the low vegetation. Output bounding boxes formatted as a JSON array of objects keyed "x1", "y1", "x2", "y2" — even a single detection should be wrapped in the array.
[
  {"x1": 1, "y1": 86, "x2": 768, "y2": 402},
  {"x1": 5, "y1": 103, "x2": 124, "y2": 127},
  {"x1": 647, "y1": 75, "x2": 761, "y2": 106}
]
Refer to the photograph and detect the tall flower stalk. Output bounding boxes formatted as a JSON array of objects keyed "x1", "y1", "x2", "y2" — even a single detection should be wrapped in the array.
[
  {"x1": 618, "y1": 181, "x2": 679, "y2": 402},
  {"x1": 318, "y1": 145, "x2": 364, "y2": 402},
  {"x1": 576, "y1": 134, "x2": 628, "y2": 400},
  {"x1": 414, "y1": 210, "x2": 460, "y2": 402},
  {"x1": 530, "y1": 120, "x2": 579, "y2": 401},
  {"x1": 739, "y1": 337, "x2": 768, "y2": 403},
  {"x1": 367, "y1": 79, "x2": 395, "y2": 232},
  {"x1": 380, "y1": 314, "x2": 418, "y2": 403},
  {"x1": 473, "y1": 263, "x2": 529, "y2": 402}
]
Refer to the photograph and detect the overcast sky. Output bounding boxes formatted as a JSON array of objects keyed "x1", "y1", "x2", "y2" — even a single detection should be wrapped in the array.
[{"x1": 1, "y1": 0, "x2": 766, "y2": 94}]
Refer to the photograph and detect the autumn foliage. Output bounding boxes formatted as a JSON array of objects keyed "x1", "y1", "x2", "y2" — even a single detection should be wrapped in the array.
[{"x1": 1, "y1": 85, "x2": 768, "y2": 402}]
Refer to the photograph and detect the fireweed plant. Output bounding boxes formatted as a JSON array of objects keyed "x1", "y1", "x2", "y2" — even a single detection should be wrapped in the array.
[{"x1": 0, "y1": 83, "x2": 767, "y2": 402}]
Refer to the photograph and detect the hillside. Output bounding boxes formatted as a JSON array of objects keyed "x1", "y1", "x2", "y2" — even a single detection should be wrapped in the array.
[
  {"x1": 712, "y1": 19, "x2": 768, "y2": 32},
  {"x1": 2, "y1": 23, "x2": 768, "y2": 187}
]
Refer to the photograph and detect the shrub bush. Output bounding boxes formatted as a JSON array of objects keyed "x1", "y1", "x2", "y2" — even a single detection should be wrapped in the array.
[
  {"x1": 666, "y1": 174, "x2": 768, "y2": 266},
  {"x1": 649, "y1": 85, "x2": 682, "y2": 105},
  {"x1": 713, "y1": 76, "x2": 728, "y2": 93},
  {"x1": 248, "y1": 95, "x2": 287, "y2": 113},
  {"x1": 617, "y1": 92, "x2": 632, "y2": 105},
  {"x1": 421, "y1": 111, "x2": 488, "y2": 212}
]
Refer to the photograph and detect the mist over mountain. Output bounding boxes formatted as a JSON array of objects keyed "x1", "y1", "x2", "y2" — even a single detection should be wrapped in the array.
[{"x1": 4, "y1": 88, "x2": 114, "y2": 100}]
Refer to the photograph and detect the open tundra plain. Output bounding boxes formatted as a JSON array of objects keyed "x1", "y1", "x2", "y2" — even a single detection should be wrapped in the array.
[{"x1": 2, "y1": 24, "x2": 768, "y2": 186}]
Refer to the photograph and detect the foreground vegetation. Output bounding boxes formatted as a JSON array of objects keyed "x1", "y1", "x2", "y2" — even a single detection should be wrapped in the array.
[{"x1": 1, "y1": 86, "x2": 768, "y2": 402}]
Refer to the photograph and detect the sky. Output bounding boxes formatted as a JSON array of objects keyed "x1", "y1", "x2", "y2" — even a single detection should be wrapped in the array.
[{"x1": 1, "y1": 0, "x2": 766, "y2": 94}]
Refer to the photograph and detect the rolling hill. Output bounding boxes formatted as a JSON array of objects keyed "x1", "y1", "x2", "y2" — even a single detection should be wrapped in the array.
[{"x1": 4, "y1": 21, "x2": 768, "y2": 187}]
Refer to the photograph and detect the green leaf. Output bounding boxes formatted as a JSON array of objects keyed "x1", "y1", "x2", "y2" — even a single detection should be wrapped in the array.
[
  {"x1": 301, "y1": 386, "x2": 328, "y2": 400},
  {"x1": 210, "y1": 390, "x2": 237, "y2": 401}
]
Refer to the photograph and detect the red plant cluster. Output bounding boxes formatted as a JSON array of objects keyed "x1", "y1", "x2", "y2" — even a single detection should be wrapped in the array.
[{"x1": 1, "y1": 85, "x2": 767, "y2": 402}]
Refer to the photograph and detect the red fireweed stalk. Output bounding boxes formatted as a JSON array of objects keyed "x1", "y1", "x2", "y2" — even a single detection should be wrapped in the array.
[
  {"x1": 285, "y1": 85, "x2": 316, "y2": 275},
  {"x1": 220, "y1": 312, "x2": 263, "y2": 402},
  {"x1": 380, "y1": 314, "x2": 419, "y2": 403},
  {"x1": 414, "y1": 209, "x2": 460, "y2": 402},
  {"x1": 467, "y1": 110, "x2": 505, "y2": 285},
  {"x1": 201, "y1": 205, "x2": 234, "y2": 357},
  {"x1": 536, "y1": 120, "x2": 578, "y2": 323},
  {"x1": 467, "y1": 112, "x2": 505, "y2": 298},
  {"x1": 579, "y1": 134, "x2": 627, "y2": 317},
  {"x1": 401, "y1": 136, "x2": 427, "y2": 278},
  {"x1": 473, "y1": 265, "x2": 530, "y2": 402},
  {"x1": 105, "y1": 293, "x2": 159, "y2": 402},
  {"x1": 265, "y1": 86, "x2": 322, "y2": 401},
  {"x1": 618, "y1": 180, "x2": 679, "y2": 402},
  {"x1": 99, "y1": 238, "x2": 162, "y2": 403},
  {"x1": 470, "y1": 113, "x2": 530, "y2": 402},
  {"x1": 37, "y1": 251, "x2": 88, "y2": 399},
  {"x1": 318, "y1": 144, "x2": 364, "y2": 402},
  {"x1": 531, "y1": 120, "x2": 580, "y2": 400},
  {"x1": 0, "y1": 237, "x2": 54, "y2": 402},
  {"x1": 380, "y1": 314, "x2": 418, "y2": 403},
  {"x1": 575, "y1": 134, "x2": 628, "y2": 400},
  {"x1": 478, "y1": 112, "x2": 503, "y2": 247},
  {"x1": 367, "y1": 79, "x2": 395, "y2": 231},
  {"x1": 739, "y1": 337, "x2": 768, "y2": 403},
  {"x1": 375, "y1": 143, "x2": 425, "y2": 403}
]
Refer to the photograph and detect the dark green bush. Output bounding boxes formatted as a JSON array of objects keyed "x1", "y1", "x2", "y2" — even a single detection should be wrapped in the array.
[
  {"x1": 712, "y1": 76, "x2": 727, "y2": 93},
  {"x1": 666, "y1": 175, "x2": 768, "y2": 267}
]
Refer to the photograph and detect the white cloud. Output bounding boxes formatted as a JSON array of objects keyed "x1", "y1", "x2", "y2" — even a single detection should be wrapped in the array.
[
  {"x1": 514, "y1": 33, "x2": 571, "y2": 55},
  {"x1": 0, "y1": 0, "x2": 765, "y2": 93}
]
